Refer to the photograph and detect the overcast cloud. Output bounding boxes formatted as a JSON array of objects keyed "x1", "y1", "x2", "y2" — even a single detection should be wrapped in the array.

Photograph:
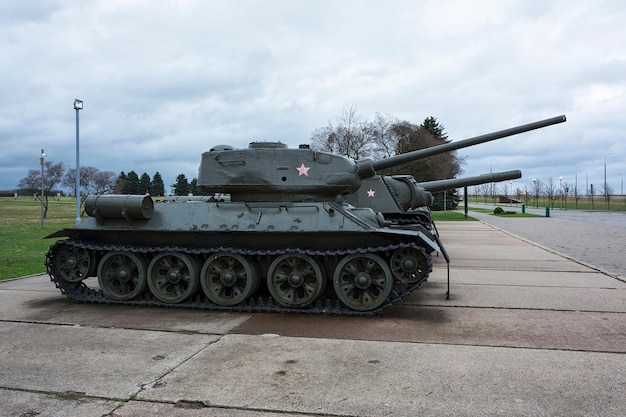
[{"x1": 1, "y1": 0, "x2": 625, "y2": 195}]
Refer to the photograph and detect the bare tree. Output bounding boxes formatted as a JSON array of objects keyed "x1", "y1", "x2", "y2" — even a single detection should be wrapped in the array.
[
  {"x1": 17, "y1": 170, "x2": 40, "y2": 196},
  {"x1": 17, "y1": 161, "x2": 65, "y2": 217},
  {"x1": 310, "y1": 105, "x2": 374, "y2": 159},
  {"x1": 478, "y1": 183, "x2": 491, "y2": 203},
  {"x1": 63, "y1": 166, "x2": 117, "y2": 196},
  {"x1": 601, "y1": 183, "x2": 615, "y2": 209},
  {"x1": 572, "y1": 182, "x2": 581, "y2": 209},
  {"x1": 472, "y1": 185, "x2": 481, "y2": 203},
  {"x1": 544, "y1": 177, "x2": 557, "y2": 208},
  {"x1": 93, "y1": 170, "x2": 117, "y2": 194},
  {"x1": 529, "y1": 179, "x2": 543, "y2": 208},
  {"x1": 500, "y1": 182, "x2": 511, "y2": 200},
  {"x1": 561, "y1": 181, "x2": 571, "y2": 209},
  {"x1": 369, "y1": 112, "x2": 399, "y2": 158}
]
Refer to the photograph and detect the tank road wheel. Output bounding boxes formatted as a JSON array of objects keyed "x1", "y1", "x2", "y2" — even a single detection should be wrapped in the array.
[
  {"x1": 266, "y1": 254, "x2": 325, "y2": 308},
  {"x1": 333, "y1": 254, "x2": 393, "y2": 311},
  {"x1": 147, "y1": 252, "x2": 199, "y2": 303},
  {"x1": 97, "y1": 252, "x2": 147, "y2": 301},
  {"x1": 53, "y1": 243, "x2": 95, "y2": 282},
  {"x1": 200, "y1": 253, "x2": 259, "y2": 306},
  {"x1": 390, "y1": 247, "x2": 429, "y2": 283}
]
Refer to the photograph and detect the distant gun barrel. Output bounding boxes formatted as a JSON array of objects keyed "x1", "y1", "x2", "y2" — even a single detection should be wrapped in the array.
[
  {"x1": 420, "y1": 170, "x2": 522, "y2": 193},
  {"x1": 368, "y1": 115, "x2": 566, "y2": 173}
]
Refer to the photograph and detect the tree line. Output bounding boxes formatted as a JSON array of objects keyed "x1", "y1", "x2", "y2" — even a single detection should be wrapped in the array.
[
  {"x1": 116, "y1": 171, "x2": 212, "y2": 197},
  {"x1": 17, "y1": 162, "x2": 117, "y2": 197},
  {"x1": 16, "y1": 163, "x2": 200, "y2": 198},
  {"x1": 310, "y1": 105, "x2": 464, "y2": 183},
  {"x1": 473, "y1": 176, "x2": 618, "y2": 209},
  {"x1": 309, "y1": 105, "x2": 464, "y2": 209}
]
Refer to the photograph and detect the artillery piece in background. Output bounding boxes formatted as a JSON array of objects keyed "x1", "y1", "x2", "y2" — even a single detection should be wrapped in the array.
[{"x1": 45, "y1": 115, "x2": 565, "y2": 315}]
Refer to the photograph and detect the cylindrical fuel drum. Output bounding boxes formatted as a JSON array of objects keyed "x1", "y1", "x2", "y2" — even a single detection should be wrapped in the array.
[{"x1": 85, "y1": 195, "x2": 154, "y2": 220}]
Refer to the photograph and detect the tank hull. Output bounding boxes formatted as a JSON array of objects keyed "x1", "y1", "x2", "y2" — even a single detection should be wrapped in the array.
[{"x1": 46, "y1": 198, "x2": 439, "y2": 315}]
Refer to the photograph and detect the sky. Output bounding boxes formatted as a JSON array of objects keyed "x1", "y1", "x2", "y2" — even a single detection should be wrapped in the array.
[{"x1": 1, "y1": 0, "x2": 625, "y2": 195}]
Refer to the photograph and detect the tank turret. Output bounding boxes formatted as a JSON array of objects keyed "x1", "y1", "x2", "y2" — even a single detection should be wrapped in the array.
[{"x1": 198, "y1": 115, "x2": 565, "y2": 202}]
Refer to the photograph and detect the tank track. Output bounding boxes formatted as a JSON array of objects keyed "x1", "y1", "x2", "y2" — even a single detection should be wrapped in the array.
[{"x1": 45, "y1": 239, "x2": 431, "y2": 317}]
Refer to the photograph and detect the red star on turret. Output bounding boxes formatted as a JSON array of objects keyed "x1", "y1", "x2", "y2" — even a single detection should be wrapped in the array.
[{"x1": 297, "y1": 163, "x2": 310, "y2": 176}]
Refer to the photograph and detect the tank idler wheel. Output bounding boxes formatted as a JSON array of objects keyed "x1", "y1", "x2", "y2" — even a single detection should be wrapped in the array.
[
  {"x1": 200, "y1": 253, "x2": 259, "y2": 306},
  {"x1": 97, "y1": 252, "x2": 147, "y2": 301},
  {"x1": 333, "y1": 253, "x2": 393, "y2": 311},
  {"x1": 390, "y1": 247, "x2": 429, "y2": 283},
  {"x1": 266, "y1": 254, "x2": 325, "y2": 308},
  {"x1": 54, "y1": 243, "x2": 96, "y2": 282},
  {"x1": 147, "y1": 252, "x2": 199, "y2": 303}
]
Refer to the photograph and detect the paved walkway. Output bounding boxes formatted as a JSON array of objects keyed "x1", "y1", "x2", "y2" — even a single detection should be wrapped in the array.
[
  {"x1": 460, "y1": 202, "x2": 626, "y2": 280},
  {"x1": 1, "y1": 221, "x2": 625, "y2": 416}
]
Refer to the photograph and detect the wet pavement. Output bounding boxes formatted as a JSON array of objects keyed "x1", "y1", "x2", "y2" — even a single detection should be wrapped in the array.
[{"x1": 1, "y1": 221, "x2": 625, "y2": 416}]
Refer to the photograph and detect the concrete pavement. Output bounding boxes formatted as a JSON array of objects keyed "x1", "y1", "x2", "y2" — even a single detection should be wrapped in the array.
[
  {"x1": 1, "y1": 221, "x2": 625, "y2": 416},
  {"x1": 460, "y1": 202, "x2": 626, "y2": 280}
]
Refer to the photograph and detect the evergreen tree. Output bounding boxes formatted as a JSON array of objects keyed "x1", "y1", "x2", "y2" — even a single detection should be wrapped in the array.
[
  {"x1": 189, "y1": 178, "x2": 199, "y2": 196},
  {"x1": 124, "y1": 171, "x2": 140, "y2": 194},
  {"x1": 172, "y1": 173, "x2": 190, "y2": 196},
  {"x1": 139, "y1": 172, "x2": 152, "y2": 195},
  {"x1": 421, "y1": 116, "x2": 448, "y2": 142},
  {"x1": 113, "y1": 171, "x2": 128, "y2": 194},
  {"x1": 151, "y1": 172, "x2": 165, "y2": 196}
]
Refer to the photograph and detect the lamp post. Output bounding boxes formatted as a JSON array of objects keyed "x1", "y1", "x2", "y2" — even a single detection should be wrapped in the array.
[
  {"x1": 74, "y1": 99, "x2": 83, "y2": 225},
  {"x1": 559, "y1": 176, "x2": 563, "y2": 210},
  {"x1": 604, "y1": 153, "x2": 614, "y2": 210},
  {"x1": 39, "y1": 149, "x2": 46, "y2": 228},
  {"x1": 533, "y1": 178, "x2": 538, "y2": 208}
]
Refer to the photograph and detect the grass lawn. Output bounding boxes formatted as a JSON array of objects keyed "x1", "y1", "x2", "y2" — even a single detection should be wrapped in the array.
[
  {"x1": 431, "y1": 211, "x2": 477, "y2": 221},
  {"x1": 0, "y1": 197, "x2": 76, "y2": 280}
]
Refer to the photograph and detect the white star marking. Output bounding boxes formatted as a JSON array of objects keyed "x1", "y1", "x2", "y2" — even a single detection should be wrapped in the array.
[
  {"x1": 367, "y1": 189, "x2": 375, "y2": 197},
  {"x1": 297, "y1": 163, "x2": 310, "y2": 176}
]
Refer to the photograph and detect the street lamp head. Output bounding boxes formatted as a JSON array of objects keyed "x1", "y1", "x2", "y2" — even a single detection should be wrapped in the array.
[
  {"x1": 41, "y1": 149, "x2": 46, "y2": 158},
  {"x1": 73, "y1": 99, "x2": 83, "y2": 110}
]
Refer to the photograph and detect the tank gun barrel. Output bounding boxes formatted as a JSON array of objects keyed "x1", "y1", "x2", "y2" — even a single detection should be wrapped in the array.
[
  {"x1": 370, "y1": 115, "x2": 566, "y2": 172},
  {"x1": 420, "y1": 170, "x2": 522, "y2": 193}
]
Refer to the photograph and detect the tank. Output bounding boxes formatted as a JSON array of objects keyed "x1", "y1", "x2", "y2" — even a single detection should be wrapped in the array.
[
  {"x1": 45, "y1": 115, "x2": 566, "y2": 315},
  {"x1": 346, "y1": 170, "x2": 523, "y2": 229}
]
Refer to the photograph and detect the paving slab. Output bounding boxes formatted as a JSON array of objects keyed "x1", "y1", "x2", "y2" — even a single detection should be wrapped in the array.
[
  {"x1": 232, "y1": 306, "x2": 626, "y2": 353},
  {"x1": 0, "y1": 389, "x2": 119, "y2": 417},
  {"x1": 435, "y1": 258, "x2": 596, "y2": 272},
  {"x1": 427, "y1": 268, "x2": 626, "y2": 288},
  {"x1": 0, "y1": 321, "x2": 218, "y2": 399},
  {"x1": 0, "y1": 287, "x2": 250, "y2": 334},
  {"x1": 137, "y1": 333, "x2": 626, "y2": 417},
  {"x1": 113, "y1": 401, "x2": 290, "y2": 417},
  {"x1": 0, "y1": 274, "x2": 57, "y2": 290},
  {"x1": 408, "y1": 281, "x2": 626, "y2": 312}
]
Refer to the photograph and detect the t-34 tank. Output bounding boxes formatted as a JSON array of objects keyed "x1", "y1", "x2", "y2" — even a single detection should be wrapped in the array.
[
  {"x1": 347, "y1": 169, "x2": 523, "y2": 229},
  {"x1": 45, "y1": 115, "x2": 565, "y2": 315}
]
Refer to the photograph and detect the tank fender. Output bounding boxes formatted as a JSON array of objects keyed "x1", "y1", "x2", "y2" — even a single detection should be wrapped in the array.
[{"x1": 416, "y1": 231, "x2": 441, "y2": 253}]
